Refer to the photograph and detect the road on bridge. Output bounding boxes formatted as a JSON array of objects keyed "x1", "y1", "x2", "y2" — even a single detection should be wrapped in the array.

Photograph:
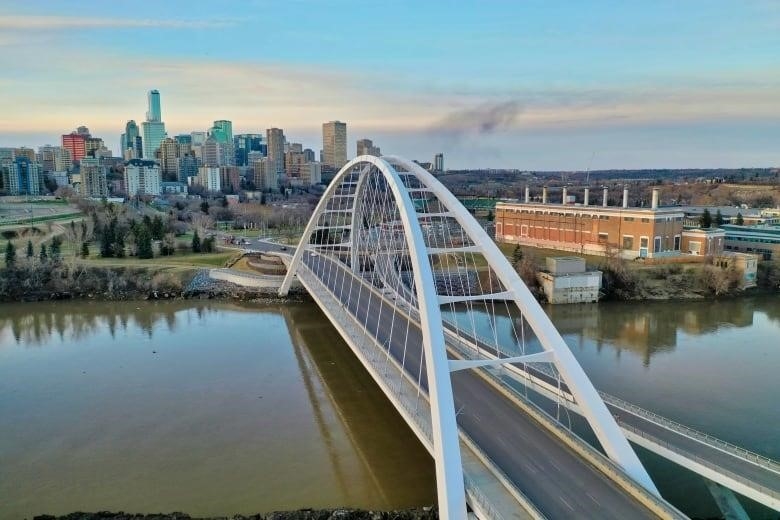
[{"x1": 282, "y1": 243, "x2": 660, "y2": 519}]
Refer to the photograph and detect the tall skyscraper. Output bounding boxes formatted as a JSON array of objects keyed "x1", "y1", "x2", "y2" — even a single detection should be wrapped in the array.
[
  {"x1": 62, "y1": 132, "x2": 87, "y2": 162},
  {"x1": 210, "y1": 120, "x2": 233, "y2": 143},
  {"x1": 357, "y1": 138, "x2": 381, "y2": 157},
  {"x1": 266, "y1": 128, "x2": 285, "y2": 177},
  {"x1": 124, "y1": 159, "x2": 161, "y2": 197},
  {"x1": 322, "y1": 121, "x2": 347, "y2": 169},
  {"x1": 234, "y1": 133, "x2": 264, "y2": 166},
  {"x1": 79, "y1": 158, "x2": 108, "y2": 198},
  {"x1": 178, "y1": 154, "x2": 199, "y2": 183},
  {"x1": 146, "y1": 90, "x2": 161, "y2": 122},
  {"x1": 159, "y1": 138, "x2": 180, "y2": 180},
  {"x1": 4, "y1": 157, "x2": 41, "y2": 195},
  {"x1": 434, "y1": 153, "x2": 444, "y2": 172},
  {"x1": 123, "y1": 120, "x2": 141, "y2": 158},
  {"x1": 142, "y1": 90, "x2": 166, "y2": 159}
]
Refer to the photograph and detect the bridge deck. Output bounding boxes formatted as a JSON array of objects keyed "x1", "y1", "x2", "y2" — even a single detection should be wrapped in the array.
[{"x1": 302, "y1": 251, "x2": 664, "y2": 519}]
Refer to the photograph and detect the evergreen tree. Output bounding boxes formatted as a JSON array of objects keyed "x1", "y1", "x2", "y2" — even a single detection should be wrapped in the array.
[
  {"x1": 50, "y1": 236, "x2": 62, "y2": 261},
  {"x1": 512, "y1": 244, "x2": 523, "y2": 266},
  {"x1": 192, "y1": 230, "x2": 202, "y2": 253},
  {"x1": 137, "y1": 225, "x2": 153, "y2": 259},
  {"x1": 26, "y1": 240, "x2": 34, "y2": 258},
  {"x1": 715, "y1": 209, "x2": 724, "y2": 227},
  {"x1": 100, "y1": 224, "x2": 113, "y2": 257},
  {"x1": 81, "y1": 241, "x2": 90, "y2": 258},
  {"x1": 486, "y1": 209, "x2": 495, "y2": 222},
  {"x1": 736, "y1": 212, "x2": 744, "y2": 226},
  {"x1": 151, "y1": 215, "x2": 165, "y2": 240},
  {"x1": 39, "y1": 244, "x2": 48, "y2": 262},
  {"x1": 202, "y1": 236, "x2": 215, "y2": 253},
  {"x1": 4, "y1": 241, "x2": 16, "y2": 268},
  {"x1": 699, "y1": 209, "x2": 712, "y2": 229},
  {"x1": 113, "y1": 232, "x2": 125, "y2": 258},
  {"x1": 200, "y1": 201, "x2": 210, "y2": 214}
]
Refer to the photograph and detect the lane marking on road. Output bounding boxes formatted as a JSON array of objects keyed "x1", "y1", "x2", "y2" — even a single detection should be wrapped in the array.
[
  {"x1": 586, "y1": 492, "x2": 601, "y2": 507},
  {"x1": 559, "y1": 497, "x2": 575, "y2": 511}
]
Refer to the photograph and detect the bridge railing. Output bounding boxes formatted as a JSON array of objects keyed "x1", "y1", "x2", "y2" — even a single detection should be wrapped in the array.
[
  {"x1": 620, "y1": 422, "x2": 780, "y2": 501},
  {"x1": 602, "y1": 393, "x2": 780, "y2": 475}
]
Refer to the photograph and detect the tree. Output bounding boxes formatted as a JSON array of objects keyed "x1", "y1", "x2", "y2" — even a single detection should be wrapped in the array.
[
  {"x1": 81, "y1": 241, "x2": 90, "y2": 258},
  {"x1": 39, "y1": 244, "x2": 48, "y2": 262},
  {"x1": 160, "y1": 233, "x2": 176, "y2": 256},
  {"x1": 486, "y1": 209, "x2": 495, "y2": 222},
  {"x1": 715, "y1": 209, "x2": 723, "y2": 227},
  {"x1": 50, "y1": 236, "x2": 63, "y2": 261},
  {"x1": 4, "y1": 241, "x2": 16, "y2": 268},
  {"x1": 191, "y1": 230, "x2": 202, "y2": 253},
  {"x1": 512, "y1": 244, "x2": 523, "y2": 267},
  {"x1": 136, "y1": 225, "x2": 153, "y2": 259},
  {"x1": 200, "y1": 201, "x2": 210, "y2": 214},
  {"x1": 699, "y1": 208, "x2": 712, "y2": 229},
  {"x1": 113, "y1": 232, "x2": 125, "y2": 258},
  {"x1": 26, "y1": 240, "x2": 34, "y2": 258},
  {"x1": 202, "y1": 235, "x2": 215, "y2": 253},
  {"x1": 151, "y1": 215, "x2": 165, "y2": 240},
  {"x1": 735, "y1": 212, "x2": 744, "y2": 226}
]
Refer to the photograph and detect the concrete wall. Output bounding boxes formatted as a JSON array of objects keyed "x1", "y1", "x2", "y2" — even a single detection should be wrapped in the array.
[{"x1": 537, "y1": 271, "x2": 602, "y2": 304}]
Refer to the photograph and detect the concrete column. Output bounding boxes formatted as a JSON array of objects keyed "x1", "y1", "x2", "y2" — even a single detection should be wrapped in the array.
[
  {"x1": 542, "y1": 186, "x2": 548, "y2": 204},
  {"x1": 562, "y1": 186, "x2": 568, "y2": 204},
  {"x1": 584, "y1": 188, "x2": 590, "y2": 206},
  {"x1": 651, "y1": 188, "x2": 659, "y2": 210},
  {"x1": 602, "y1": 187, "x2": 608, "y2": 207},
  {"x1": 524, "y1": 186, "x2": 530, "y2": 203},
  {"x1": 622, "y1": 187, "x2": 629, "y2": 208}
]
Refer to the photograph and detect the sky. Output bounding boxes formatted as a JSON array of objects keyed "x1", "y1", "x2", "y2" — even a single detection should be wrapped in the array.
[{"x1": 0, "y1": 0, "x2": 778, "y2": 170}]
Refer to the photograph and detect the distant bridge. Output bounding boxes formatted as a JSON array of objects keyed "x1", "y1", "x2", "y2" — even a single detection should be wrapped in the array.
[{"x1": 268, "y1": 155, "x2": 778, "y2": 519}]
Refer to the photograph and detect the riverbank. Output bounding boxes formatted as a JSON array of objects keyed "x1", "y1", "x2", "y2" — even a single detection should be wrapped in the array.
[
  {"x1": 0, "y1": 264, "x2": 308, "y2": 303},
  {"x1": 32, "y1": 509, "x2": 439, "y2": 520}
]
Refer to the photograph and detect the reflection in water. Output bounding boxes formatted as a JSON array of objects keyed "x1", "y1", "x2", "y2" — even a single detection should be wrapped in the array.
[
  {"x1": 0, "y1": 301, "x2": 434, "y2": 518},
  {"x1": 549, "y1": 298, "x2": 757, "y2": 366}
]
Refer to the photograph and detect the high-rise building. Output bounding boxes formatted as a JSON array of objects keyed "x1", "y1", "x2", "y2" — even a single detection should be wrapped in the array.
[
  {"x1": 266, "y1": 128, "x2": 285, "y2": 177},
  {"x1": 234, "y1": 133, "x2": 264, "y2": 166},
  {"x1": 322, "y1": 121, "x2": 347, "y2": 169},
  {"x1": 85, "y1": 137, "x2": 104, "y2": 158},
  {"x1": 301, "y1": 162, "x2": 322, "y2": 186},
  {"x1": 195, "y1": 166, "x2": 221, "y2": 192},
  {"x1": 76, "y1": 126, "x2": 90, "y2": 137},
  {"x1": 210, "y1": 120, "x2": 233, "y2": 143},
  {"x1": 142, "y1": 90, "x2": 166, "y2": 159},
  {"x1": 123, "y1": 120, "x2": 141, "y2": 158},
  {"x1": 0, "y1": 148, "x2": 14, "y2": 165},
  {"x1": 285, "y1": 150, "x2": 306, "y2": 180},
  {"x1": 178, "y1": 154, "x2": 199, "y2": 183},
  {"x1": 303, "y1": 148, "x2": 316, "y2": 163},
  {"x1": 146, "y1": 90, "x2": 161, "y2": 122},
  {"x1": 78, "y1": 158, "x2": 108, "y2": 198},
  {"x1": 159, "y1": 138, "x2": 180, "y2": 180},
  {"x1": 174, "y1": 134, "x2": 192, "y2": 156},
  {"x1": 202, "y1": 136, "x2": 220, "y2": 167},
  {"x1": 434, "y1": 153, "x2": 444, "y2": 172},
  {"x1": 219, "y1": 166, "x2": 240, "y2": 193},
  {"x1": 62, "y1": 132, "x2": 87, "y2": 162},
  {"x1": 38, "y1": 145, "x2": 70, "y2": 172},
  {"x1": 253, "y1": 158, "x2": 278, "y2": 191},
  {"x1": 124, "y1": 159, "x2": 161, "y2": 197},
  {"x1": 356, "y1": 138, "x2": 381, "y2": 157},
  {"x1": 4, "y1": 157, "x2": 41, "y2": 195}
]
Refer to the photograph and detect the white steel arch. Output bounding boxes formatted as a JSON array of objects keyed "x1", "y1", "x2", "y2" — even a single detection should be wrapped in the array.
[
  {"x1": 381, "y1": 155, "x2": 659, "y2": 495},
  {"x1": 280, "y1": 155, "x2": 468, "y2": 520},
  {"x1": 281, "y1": 154, "x2": 660, "y2": 516}
]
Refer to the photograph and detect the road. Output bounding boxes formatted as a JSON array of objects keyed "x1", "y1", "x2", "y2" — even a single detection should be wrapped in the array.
[{"x1": 280, "y1": 242, "x2": 659, "y2": 519}]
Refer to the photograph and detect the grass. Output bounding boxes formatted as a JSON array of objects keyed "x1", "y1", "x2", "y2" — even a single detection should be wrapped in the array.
[{"x1": 76, "y1": 250, "x2": 235, "y2": 270}]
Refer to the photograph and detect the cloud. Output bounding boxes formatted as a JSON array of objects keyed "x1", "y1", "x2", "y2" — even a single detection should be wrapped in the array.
[
  {"x1": 431, "y1": 101, "x2": 523, "y2": 137},
  {"x1": 0, "y1": 15, "x2": 233, "y2": 30}
]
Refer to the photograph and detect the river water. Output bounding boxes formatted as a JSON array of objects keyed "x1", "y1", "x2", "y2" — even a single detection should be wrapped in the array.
[{"x1": 0, "y1": 297, "x2": 778, "y2": 519}]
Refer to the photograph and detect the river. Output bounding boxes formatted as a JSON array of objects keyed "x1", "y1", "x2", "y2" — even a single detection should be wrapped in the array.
[{"x1": 0, "y1": 297, "x2": 778, "y2": 519}]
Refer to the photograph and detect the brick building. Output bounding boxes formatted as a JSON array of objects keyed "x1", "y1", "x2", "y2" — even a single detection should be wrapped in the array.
[{"x1": 496, "y1": 187, "x2": 686, "y2": 259}]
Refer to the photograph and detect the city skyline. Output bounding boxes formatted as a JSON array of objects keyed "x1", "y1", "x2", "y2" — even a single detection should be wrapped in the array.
[{"x1": 1, "y1": 0, "x2": 779, "y2": 170}]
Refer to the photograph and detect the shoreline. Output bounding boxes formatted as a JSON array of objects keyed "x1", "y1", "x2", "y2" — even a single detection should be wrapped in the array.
[{"x1": 32, "y1": 509, "x2": 439, "y2": 520}]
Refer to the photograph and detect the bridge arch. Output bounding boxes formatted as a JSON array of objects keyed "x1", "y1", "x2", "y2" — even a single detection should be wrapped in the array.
[{"x1": 281, "y1": 155, "x2": 658, "y2": 515}]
